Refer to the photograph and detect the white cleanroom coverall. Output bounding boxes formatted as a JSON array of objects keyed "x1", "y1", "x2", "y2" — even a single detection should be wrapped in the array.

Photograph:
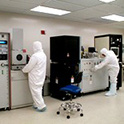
[
  {"x1": 22, "y1": 41, "x2": 47, "y2": 109},
  {"x1": 93, "y1": 48, "x2": 119, "y2": 96}
]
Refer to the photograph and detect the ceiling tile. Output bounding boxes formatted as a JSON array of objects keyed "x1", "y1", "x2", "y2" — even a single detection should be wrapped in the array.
[
  {"x1": 111, "y1": 0, "x2": 124, "y2": 8},
  {"x1": 0, "y1": 0, "x2": 36, "y2": 9},
  {"x1": 10, "y1": 0, "x2": 48, "y2": 4},
  {"x1": 93, "y1": 4, "x2": 124, "y2": 14},
  {"x1": 56, "y1": 0, "x2": 103, "y2": 7},
  {"x1": 0, "y1": 6, "x2": 26, "y2": 13},
  {"x1": 63, "y1": 8, "x2": 107, "y2": 19},
  {"x1": 43, "y1": 0, "x2": 85, "y2": 11},
  {"x1": 87, "y1": 17, "x2": 114, "y2": 24}
]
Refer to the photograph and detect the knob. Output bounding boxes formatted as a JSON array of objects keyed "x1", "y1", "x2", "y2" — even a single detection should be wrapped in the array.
[{"x1": 1, "y1": 63, "x2": 5, "y2": 67}]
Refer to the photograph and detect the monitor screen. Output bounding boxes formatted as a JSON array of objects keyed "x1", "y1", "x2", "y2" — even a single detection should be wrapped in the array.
[
  {"x1": 0, "y1": 40, "x2": 7, "y2": 44},
  {"x1": 88, "y1": 47, "x2": 96, "y2": 53},
  {"x1": 111, "y1": 47, "x2": 119, "y2": 57}
]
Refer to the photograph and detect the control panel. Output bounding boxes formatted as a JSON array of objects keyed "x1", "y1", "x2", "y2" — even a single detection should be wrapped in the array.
[
  {"x1": 80, "y1": 59, "x2": 102, "y2": 72},
  {"x1": 80, "y1": 58, "x2": 108, "y2": 93},
  {"x1": 0, "y1": 33, "x2": 11, "y2": 109}
]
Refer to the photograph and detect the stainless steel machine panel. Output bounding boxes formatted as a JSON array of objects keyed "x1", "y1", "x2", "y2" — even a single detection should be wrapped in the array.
[
  {"x1": 80, "y1": 58, "x2": 108, "y2": 93},
  {"x1": 11, "y1": 70, "x2": 33, "y2": 109},
  {"x1": 0, "y1": 33, "x2": 11, "y2": 109},
  {"x1": 12, "y1": 51, "x2": 27, "y2": 65},
  {"x1": 11, "y1": 28, "x2": 23, "y2": 50},
  {"x1": 0, "y1": 61, "x2": 9, "y2": 108}
]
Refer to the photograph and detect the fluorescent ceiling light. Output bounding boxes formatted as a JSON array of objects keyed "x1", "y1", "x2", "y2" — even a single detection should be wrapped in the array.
[
  {"x1": 101, "y1": 14, "x2": 124, "y2": 22},
  {"x1": 99, "y1": 0, "x2": 115, "y2": 3},
  {"x1": 30, "y1": 6, "x2": 71, "y2": 16}
]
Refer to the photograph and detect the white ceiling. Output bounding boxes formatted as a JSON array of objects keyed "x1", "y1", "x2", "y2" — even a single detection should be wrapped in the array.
[{"x1": 0, "y1": 0, "x2": 124, "y2": 29}]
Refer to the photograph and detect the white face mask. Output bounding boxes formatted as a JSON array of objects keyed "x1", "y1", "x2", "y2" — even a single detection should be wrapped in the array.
[{"x1": 100, "y1": 54, "x2": 106, "y2": 58}]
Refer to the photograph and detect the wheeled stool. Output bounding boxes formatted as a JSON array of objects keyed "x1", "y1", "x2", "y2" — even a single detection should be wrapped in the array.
[{"x1": 56, "y1": 84, "x2": 83, "y2": 119}]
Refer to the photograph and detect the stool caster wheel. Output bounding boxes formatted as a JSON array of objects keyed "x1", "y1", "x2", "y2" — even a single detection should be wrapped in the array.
[
  {"x1": 74, "y1": 95, "x2": 77, "y2": 98},
  {"x1": 67, "y1": 115, "x2": 70, "y2": 119},
  {"x1": 62, "y1": 97, "x2": 65, "y2": 100},
  {"x1": 64, "y1": 108, "x2": 66, "y2": 111},
  {"x1": 80, "y1": 113, "x2": 83, "y2": 117},
  {"x1": 77, "y1": 108, "x2": 80, "y2": 111},
  {"x1": 57, "y1": 111, "x2": 60, "y2": 115}
]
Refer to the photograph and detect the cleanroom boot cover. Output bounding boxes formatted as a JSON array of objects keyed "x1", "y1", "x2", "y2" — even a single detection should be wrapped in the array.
[{"x1": 105, "y1": 83, "x2": 117, "y2": 96}]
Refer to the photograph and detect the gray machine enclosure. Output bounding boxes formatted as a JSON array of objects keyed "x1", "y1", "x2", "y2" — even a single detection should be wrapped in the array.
[{"x1": 80, "y1": 58, "x2": 108, "y2": 93}]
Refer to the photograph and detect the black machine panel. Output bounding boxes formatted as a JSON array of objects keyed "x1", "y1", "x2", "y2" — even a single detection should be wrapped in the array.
[
  {"x1": 50, "y1": 63, "x2": 79, "y2": 100},
  {"x1": 50, "y1": 63, "x2": 79, "y2": 86},
  {"x1": 110, "y1": 35, "x2": 122, "y2": 88},
  {"x1": 50, "y1": 35, "x2": 80, "y2": 100},
  {"x1": 50, "y1": 35, "x2": 80, "y2": 63},
  {"x1": 0, "y1": 54, "x2": 7, "y2": 60},
  {"x1": 109, "y1": 35, "x2": 122, "y2": 62}
]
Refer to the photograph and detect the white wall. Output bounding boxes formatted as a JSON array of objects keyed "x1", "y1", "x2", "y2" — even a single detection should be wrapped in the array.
[{"x1": 0, "y1": 12, "x2": 124, "y2": 76}]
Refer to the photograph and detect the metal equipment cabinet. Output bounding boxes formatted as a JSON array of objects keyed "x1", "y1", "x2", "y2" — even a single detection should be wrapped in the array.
[
  {"x1": 11, "y1": 70, "x2": 33, "y2": 109},
  {"x1": 0, "y1": 33, "x2": 11, "y2": 110},
  {"x1": 80, "y1": 58, "x2": 108, "y2": 93},
  {"x1": 50, "y1": 35, "x2": 80, "y2": 100}
]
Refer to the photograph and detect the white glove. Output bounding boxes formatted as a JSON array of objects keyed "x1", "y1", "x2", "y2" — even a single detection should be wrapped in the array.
[{"x1": 90, "y1": 67, "x2": 96, "y2": 72}]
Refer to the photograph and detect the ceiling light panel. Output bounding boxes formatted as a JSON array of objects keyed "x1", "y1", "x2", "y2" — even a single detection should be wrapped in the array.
[
  {"x1": 99, "y1": 0, "x2": 115, "y2": 3},
  {"x1": 101, "y1": 14, "x2": 124, "y2": 22},
  {"x1": 30, "y1": 6, "x2": 71, "y2": 15}
]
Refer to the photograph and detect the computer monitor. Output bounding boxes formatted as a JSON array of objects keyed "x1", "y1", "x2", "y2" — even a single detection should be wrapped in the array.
[
  {"x1": 111, "y1": 47, "x2": 119, "y2": 57},
  {"x1": 88, "y1": 47, "x2": 96, "y2": 53}
]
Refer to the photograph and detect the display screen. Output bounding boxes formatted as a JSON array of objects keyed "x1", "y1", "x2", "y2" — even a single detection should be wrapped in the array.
[
  {"x1": 111, "y1": 47, "x2": 119, "y2": 57},
  {"x1": 0, "y1": 54, "x2": 7, "y2": 60},
  {"x1": 0, "y1": 40, "x2": 7, "y2": 44}
]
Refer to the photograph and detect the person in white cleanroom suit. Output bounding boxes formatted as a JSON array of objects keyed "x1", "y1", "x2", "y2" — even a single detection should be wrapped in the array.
[
  {"x1": 91, "y1": 48, "x2": 119, "y2": 96},
  {"x1": 22, "y1": 41, "x2": 47, "y2": 112}
]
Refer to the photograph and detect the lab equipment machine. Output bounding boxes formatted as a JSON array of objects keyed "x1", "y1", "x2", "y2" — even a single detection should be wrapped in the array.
[
  {"x1": 80, "y1": 58, "x2": 108, "y2": 93},
  {"x1": 11, "y1": 70, "x2": 33, "y2": 109},
  {"x1": 0, "y1": 33, "x2": 11, "y2": 110},
  {"x1": 50, "y1": 35, "x2": 80, "y2": 63},
  {"x1": 11, "y1": 28, "x2": 27, "y2": 70},
  {"x1": 10, "y1": 28, "x2": 33, "y2": 109},
  {"x1": 94, "y1": 34, "x2": 122, "y2": 89},
  {"x1": 50, "y1": 35, "x2": 80, "y2": 100}
]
